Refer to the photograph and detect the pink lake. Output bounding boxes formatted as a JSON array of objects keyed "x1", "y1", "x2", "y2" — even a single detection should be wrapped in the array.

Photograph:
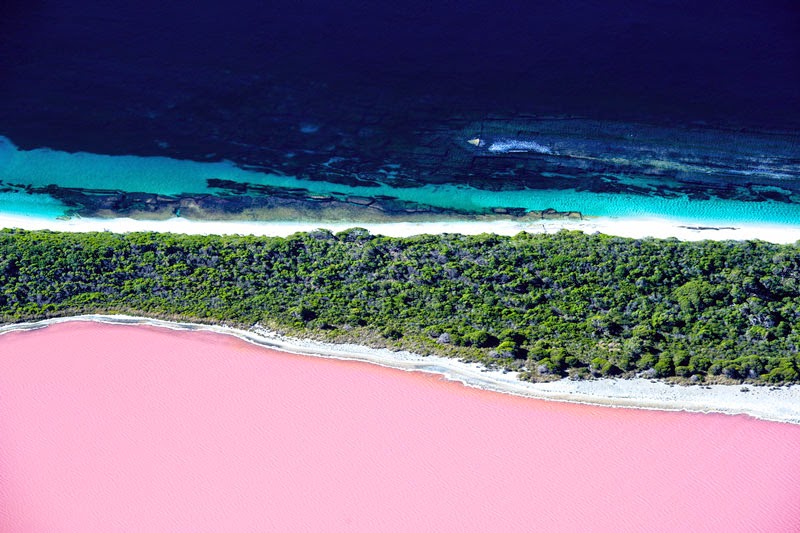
[{"x1": 1, "y1": 322, "x2": 799, "y2": 532}]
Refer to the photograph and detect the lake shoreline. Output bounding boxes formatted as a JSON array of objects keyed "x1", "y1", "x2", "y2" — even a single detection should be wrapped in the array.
[{"x1": 3, "y1": 314, "x2": 798, "y2": 425}]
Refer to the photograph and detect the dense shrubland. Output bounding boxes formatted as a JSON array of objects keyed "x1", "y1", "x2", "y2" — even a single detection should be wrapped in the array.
[{"x1": 1, "y1": 228, "x2": 799, "y2": 384}]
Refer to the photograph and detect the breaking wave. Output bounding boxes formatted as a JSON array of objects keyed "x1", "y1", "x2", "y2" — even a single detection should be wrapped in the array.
[{"x1": 487, "y1": 139, "x2": 552, "y2": 154}]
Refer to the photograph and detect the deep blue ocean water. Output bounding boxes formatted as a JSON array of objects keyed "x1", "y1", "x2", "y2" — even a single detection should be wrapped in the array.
[{"x1": 1, "y1": 0, "x2": 798, "y2": 226}]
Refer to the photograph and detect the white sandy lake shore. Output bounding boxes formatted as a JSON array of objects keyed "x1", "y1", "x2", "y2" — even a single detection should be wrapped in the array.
[
  {"x1": 2, "y1": 314, "x2": 798, "y2": 425},
  {"x1": 2, "y1": 212, "x2": 800, "y2": 243}
]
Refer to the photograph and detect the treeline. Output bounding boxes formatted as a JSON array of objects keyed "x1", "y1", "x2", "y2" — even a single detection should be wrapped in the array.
[{"x1": 1, "y1": 228, "x2": 799, "y2": 384}]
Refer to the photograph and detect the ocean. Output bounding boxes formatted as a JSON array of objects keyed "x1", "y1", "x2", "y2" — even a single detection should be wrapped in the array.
[{"x1": 1, "y1": 0, "x2": 798, "y2": 227}]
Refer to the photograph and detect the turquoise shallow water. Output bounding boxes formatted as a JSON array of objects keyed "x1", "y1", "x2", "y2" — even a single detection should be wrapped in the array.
[
  {"x1": 1, "y1": 135, "x2": 799, "y2": 227},
  {"x1": 0, "y1": 192, "x2": 71, "y2": 219}
]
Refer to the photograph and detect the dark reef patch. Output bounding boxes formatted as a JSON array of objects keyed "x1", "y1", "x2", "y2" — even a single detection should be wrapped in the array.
[{"x1": 12, "y1": 179, "x2": 585, "y2": 223}]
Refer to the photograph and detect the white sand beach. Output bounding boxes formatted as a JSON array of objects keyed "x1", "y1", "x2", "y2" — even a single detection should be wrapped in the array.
[
  {"x1": 1, "y1": 212, "x2": 800, "y2": 243},
  {"x1": 3, "y1": 315, "x2": 798, "y2": 425}
]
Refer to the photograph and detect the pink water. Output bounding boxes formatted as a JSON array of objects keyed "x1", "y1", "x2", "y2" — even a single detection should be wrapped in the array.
[{"x1": 1, "y1": 323, "x2": 799, "y2": 532}]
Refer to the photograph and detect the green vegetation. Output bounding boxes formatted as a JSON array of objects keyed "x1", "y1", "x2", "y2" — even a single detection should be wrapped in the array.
[{"x1": 1, "y1": 228, "x2": 799, "y2": 384}]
